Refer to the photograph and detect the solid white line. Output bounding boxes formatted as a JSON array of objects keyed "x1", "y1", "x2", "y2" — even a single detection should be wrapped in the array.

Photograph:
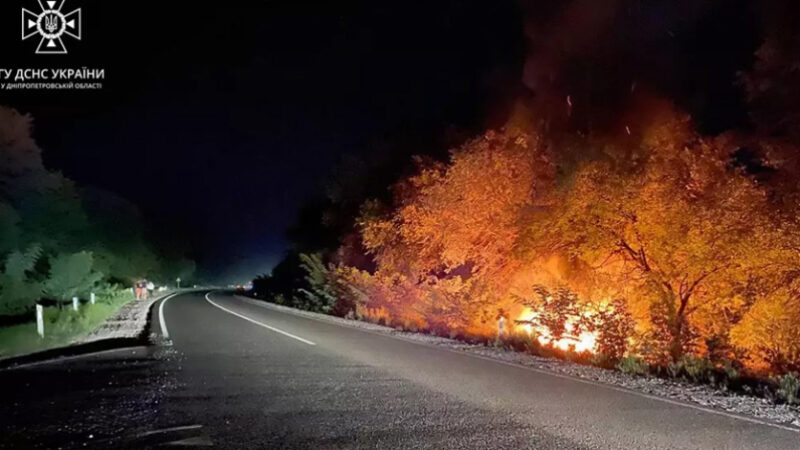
[
  {"x1": 135, "y1": 424, "x2": 203, "y2": 437},
  {"x1": 159, "y1": 293, "x2": 178, "y2": 339},
  {"x1": 445, "y1": 348, "x2": 800, "y2": 434},
  {"x1": 205, "y1": 292, "x2": 316, "y2": 346}
]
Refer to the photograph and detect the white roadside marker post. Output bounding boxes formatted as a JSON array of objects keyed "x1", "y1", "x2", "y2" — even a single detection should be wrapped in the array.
[
  {"x1": 72, "y1": 296, "x2": 79, "y2": 311},
  {"x1": 90, "y1": 292, "x2": 96, "y2": 305},
  {"x1": 498, "y1": 316, "x2": 506, "y2": 340},
  {"x1": 36, "y1": 304, "x2": 44, "y2": 338}
]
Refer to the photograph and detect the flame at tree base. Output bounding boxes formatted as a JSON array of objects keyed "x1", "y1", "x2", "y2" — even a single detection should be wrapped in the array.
[{"x1": 516, "y1": 307, "x2": 599, "y2": 354}]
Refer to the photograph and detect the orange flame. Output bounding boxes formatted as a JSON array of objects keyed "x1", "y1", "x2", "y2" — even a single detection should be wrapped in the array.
[{"x1": 516, "y1": 307, "x2": 598, "y2": 353}]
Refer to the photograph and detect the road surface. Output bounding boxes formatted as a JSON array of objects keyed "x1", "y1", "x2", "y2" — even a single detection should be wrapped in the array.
[{"x1": 1, "y1": 290, "x2": 797, "y2": 449}]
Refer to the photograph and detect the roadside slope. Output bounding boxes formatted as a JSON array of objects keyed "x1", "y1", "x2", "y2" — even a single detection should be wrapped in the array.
[{"x1": 0, "y1": 291, "x2": 177, "y2": 369}]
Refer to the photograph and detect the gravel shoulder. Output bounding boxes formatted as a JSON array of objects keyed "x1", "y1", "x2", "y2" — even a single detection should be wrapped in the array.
[
  {"x1": 0, "y1": 291, "x2": 176, "y2": 369},
  {"x1": 83, "y1": 291, "x2": 174, "y2": 343},
  {"x1": 235, "y1": 294, "x2": 800, "y2": 430}
]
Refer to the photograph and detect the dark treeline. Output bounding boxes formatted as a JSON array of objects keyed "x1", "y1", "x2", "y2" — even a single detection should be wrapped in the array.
[{"x1": 0, "y1": 106, "x2": 195, "y2": 317}]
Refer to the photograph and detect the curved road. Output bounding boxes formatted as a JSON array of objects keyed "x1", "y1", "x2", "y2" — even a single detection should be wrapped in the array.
[{"x1": 1, "y1": 290, "x2": 798, "y2": 448}]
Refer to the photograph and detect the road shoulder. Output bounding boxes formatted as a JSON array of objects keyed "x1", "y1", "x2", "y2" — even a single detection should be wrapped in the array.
[{"x1": 0, "y1": 291, "x2": 178, "y2": 370}]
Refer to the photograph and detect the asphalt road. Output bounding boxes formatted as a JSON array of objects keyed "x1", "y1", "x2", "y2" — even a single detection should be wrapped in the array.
[{"x1": 1, "y1": 290, "x2": 798, "y2": 449}]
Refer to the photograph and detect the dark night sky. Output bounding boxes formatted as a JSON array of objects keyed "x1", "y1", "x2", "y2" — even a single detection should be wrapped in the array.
[
  {"x1": 0, "y1": 1, "x2": 769, "y2": 282},
  {"x1": 0, "y1": 1, "x2": 524, "y2": 282}
]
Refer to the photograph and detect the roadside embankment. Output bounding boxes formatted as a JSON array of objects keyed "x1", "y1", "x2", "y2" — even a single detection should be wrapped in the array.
[{"x1": 0, "y1": 291, "x2": 175, "y2": 369}]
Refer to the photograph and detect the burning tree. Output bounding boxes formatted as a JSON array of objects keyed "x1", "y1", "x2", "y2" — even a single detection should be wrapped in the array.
[
  {"x1": 292, "y1": 98, "x2": 800, "y2": 376},
  {"x1": 358, "y1": 129, "x2": 555, "y2": 334},
  {"x1": 542, "y1": 102, "x2": 781, "y2": 364}
]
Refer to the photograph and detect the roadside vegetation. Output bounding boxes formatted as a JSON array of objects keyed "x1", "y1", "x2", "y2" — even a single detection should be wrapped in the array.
[
  {"x1": 251, "y1": 30, "x2": 800, "y2": 406},
  {"x1": 0, "y1": 289, "x2": 133, "y2": 358},
  {"x1": 0, "y1": 106, "x2": 195, "y2": 357}
]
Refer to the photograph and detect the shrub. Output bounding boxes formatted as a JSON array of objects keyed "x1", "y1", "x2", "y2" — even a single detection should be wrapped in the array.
[
  {"x1": 713, "y1": 359, "x2": 742, "y2": 391},
  {"x1": 616, "y1": 356, "x2": 649, "y2": 376},
  {"x1": 91, "y1": 283, "x2": 134, "y2": 305},
  {"x1": 777, "y1": 372, "x2": 800, "y2": 405},
  {"x1": 592, "y1": 353, "x2": 620, "y2": 369},
  {"x1": 594, "y1": 298, "x2": 635, "y2": 364},
  {"x1": 668, "y1": 355, "x2": 715, "y2": 383},
  {"x1": 522, "y1": 286, "x2": 635, "y2": 364},
  {"x1": 722, "y1": 360, "x2": 740, "y2": 380},
  {"x1": 503, "y1": 332, "x2": 539, "y2": 355}
]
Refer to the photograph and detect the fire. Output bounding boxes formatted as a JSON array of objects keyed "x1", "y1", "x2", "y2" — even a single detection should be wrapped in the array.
[{"x1": 516, "y1": 307, "x2": 598, "y2": 354}]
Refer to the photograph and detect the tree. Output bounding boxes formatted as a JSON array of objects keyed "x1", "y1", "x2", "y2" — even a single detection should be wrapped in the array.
[
  {"x1": 42, "y1": 252, "x2": 104, "y2": 301},
  {"x1": 297, "y1": 253, "x2": 338, "y2": 314},
  {"x1": 359, "y1": 129, "x2": 555, "y2": 333},
  {"x1": 0, "y1": 245, "x2": 42, "y2": 315},
  {"x1": 546, "y1": 103, "x2": 777, "y2": 362},
  {"x1": 0, "y1": 105, "x2": 195, "y2": 313},
  {"x1": 268, "y1": 95, "x2": 800, "y2": 376},
  {"x1": 731, "y1": 291, "x2": 800, "y2": 374}
]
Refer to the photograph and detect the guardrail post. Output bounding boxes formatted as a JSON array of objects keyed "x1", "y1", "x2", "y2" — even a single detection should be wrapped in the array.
[
  {"x1": 72, "y1": 296, "x2": 79, "y2": 311},
  {"x1": 90, "y1": 292, "x2": 96, "y2": 305},
  {"x1": 36, "y1": 304, "x2": 44, "y2": 338}
]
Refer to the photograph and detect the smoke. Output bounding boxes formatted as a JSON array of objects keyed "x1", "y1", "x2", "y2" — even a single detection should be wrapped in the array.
[{"x1": 516, "y1": 0, "x2": 761, "y2": 134}]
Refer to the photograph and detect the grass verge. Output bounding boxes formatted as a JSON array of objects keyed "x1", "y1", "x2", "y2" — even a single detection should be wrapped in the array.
[{"x1": 0, "y1": 292, "x2": 134, "y2": 359}]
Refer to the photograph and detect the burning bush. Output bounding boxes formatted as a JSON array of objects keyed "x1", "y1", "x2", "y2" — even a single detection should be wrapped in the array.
[{"x1": 514, "y1": 285, "x2": 634, "y2": 363}]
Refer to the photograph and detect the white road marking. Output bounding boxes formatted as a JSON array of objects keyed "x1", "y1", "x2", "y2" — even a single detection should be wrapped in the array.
[
  {"x1": 445, "y1": 347, "x2": 800, "y2": 434},
  {"x1": 159, "y1": 293, "x2": 178, "y2": 339},
  {"x1": 205, "y1": 292, "x2": 316, "y2": 346},
  {"x1": 135, "y1": 424, "x2": 203, "y2": 438},
  {"x1": 234, "y1": 295, "x2": 800, "y2": 434}
]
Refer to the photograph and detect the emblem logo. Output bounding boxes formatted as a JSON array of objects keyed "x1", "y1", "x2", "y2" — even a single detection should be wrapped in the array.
[{"x1": 22, "y1": 1, "x2": 82, "y2": 55}]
